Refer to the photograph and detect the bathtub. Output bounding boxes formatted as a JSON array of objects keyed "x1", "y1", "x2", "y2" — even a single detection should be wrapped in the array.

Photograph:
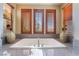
[
  {"x1": 10, "y1": 38, "x2": 66, "y2": 49},
  {"x1": 9, "y1": 38, "x2": 66, "y2": 56}
]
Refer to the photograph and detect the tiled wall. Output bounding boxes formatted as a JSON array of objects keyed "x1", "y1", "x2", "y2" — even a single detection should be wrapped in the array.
[
  {"x1": 73, "y1": 3, "x2": 79, "y2": 54},
  {"x1": 16, "y1": 34, "x2": 59, "y2": 39}
]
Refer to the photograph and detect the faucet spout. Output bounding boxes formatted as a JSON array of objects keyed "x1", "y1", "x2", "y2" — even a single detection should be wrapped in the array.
[{"x1": 38, "y1": 39, "x2": 40, "y2": 47}]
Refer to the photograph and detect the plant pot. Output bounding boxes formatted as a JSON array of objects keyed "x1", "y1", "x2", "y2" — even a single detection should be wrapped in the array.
[
  {"x1": 6, "y1": 31, "x2": 15, "y2": 43},
  {"x1": 60, "y1": 32, "x2": 67, "y2": 43}
]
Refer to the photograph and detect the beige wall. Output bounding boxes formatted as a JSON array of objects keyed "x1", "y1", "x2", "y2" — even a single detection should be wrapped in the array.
[
  {"x1": 16, "y1": 4, "x2": 61, "y2": 34},
  {"x1": 9, "y1": 3, "x2": 17, "y2": 33},
  {"x1": 60, "y1": 4, "x2": 66, "y2": 33}
]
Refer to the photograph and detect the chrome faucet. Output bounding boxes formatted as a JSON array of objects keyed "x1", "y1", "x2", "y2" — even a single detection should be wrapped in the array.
[{"x1": 38, "y1": 39, "x2": 40, "y2": 47}]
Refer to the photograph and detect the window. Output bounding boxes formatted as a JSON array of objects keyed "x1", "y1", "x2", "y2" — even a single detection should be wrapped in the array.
[
  {"x1": 34, "y1": 9, "x2": 44, "y2": 34},
  {"x1": 21, "y1": 9, "x2": 32, "y2": 34},
  {"x1": 63, "y1": 4, "x2": 72, "y2": 34},
  {"x1": 21, "y1": 9, "x2": 56, "y2": 34},
  {"x1": 3, "y1": 3, "x2": 14, "y2": 30},
  {"x1": 46, "y1": 9, "x2": 56, "y2": 34}
]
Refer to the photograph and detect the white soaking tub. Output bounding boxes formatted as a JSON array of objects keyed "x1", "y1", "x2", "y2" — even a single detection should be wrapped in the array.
[
  {"x1": 10, "y1": 38, "x2": 66, "y2": 56},
  {"x1": 10, "y1": 38, "x2": 66, "y2": 48}
]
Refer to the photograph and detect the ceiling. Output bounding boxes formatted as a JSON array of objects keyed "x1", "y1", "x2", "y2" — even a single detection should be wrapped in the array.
[{"x1": 16, "y1": 3, "x2": 63, "y2": 6}]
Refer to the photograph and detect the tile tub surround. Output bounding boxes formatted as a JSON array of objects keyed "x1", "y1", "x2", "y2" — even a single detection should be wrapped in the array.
[
  {"x1": 30, "y1": 49, "x2": 43, "y2": 56},
  {"x1": 16, "y1": 34, "x2": 59, "y2": 39},
  {"x1": 1, "y1": 45, "x2": 72, "y2": 56},
  {"x1": 10, "y1": 38, "x2": 66, "y2": 48}
]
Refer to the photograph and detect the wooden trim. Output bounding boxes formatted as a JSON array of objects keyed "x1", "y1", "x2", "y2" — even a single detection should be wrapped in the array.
[
  {"x1": 21, "y1": 9, "x2": 32, "y2": 34},
  {"x1": 33, "y1": 9, "x2": 44, "y2": 34},
  {"x1": 46, "y1": 9, "x2": 56, "y2": 34},
  {"x1": 7, "y1": 3, "x2": 14, "y2": 9}
]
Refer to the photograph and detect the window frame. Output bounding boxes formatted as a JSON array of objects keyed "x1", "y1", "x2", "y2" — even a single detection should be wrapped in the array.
[
  {"x1": 21, "y1": 9, "x2": 32, "y2": 34},
  {"x1": 33, "y1": 9, "x2": 44, "y2": 34},
  {"x1": 46, "y1": 9, "x2": 56, "y2": 34}
]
